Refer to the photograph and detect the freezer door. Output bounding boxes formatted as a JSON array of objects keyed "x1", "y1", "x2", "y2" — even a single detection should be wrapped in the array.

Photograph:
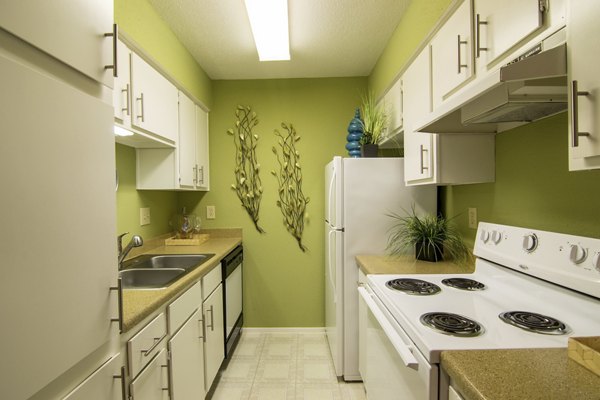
[{"x1": 325, "y1": 223, "x2": 343, "y2": 376}]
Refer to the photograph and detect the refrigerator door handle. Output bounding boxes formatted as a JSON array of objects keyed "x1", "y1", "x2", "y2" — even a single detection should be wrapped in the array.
[
  {"x1": 327, "y1": 229, "x2": 337, "y2": 303},
  {"x1": 327, "y1": 168, "x2": 336, "y2": 225}
]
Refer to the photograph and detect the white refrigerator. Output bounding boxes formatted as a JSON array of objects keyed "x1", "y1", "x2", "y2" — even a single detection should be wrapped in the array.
[{"x1": 324, "y1": 157, "x2": 436, "y2": 380}]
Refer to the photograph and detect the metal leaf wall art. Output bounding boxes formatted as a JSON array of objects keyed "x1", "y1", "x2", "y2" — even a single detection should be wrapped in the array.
[
  {"x1": 227, "y1": 105, "x2": 265, "y2": 233},
  {"x1": 271, "y1": 123, "x2": 310, "y2": 252}
]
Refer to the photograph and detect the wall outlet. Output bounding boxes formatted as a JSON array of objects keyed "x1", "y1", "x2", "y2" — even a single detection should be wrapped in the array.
[
  {"x1": 206, "y1": 205, "x2": 216, "y2": 220},
  {"x1": 140, "y1": 207, "x2": 151, "y2": 226},
  {"x1": 468, "y1": 207, "x2": 477, "y2": 229}
]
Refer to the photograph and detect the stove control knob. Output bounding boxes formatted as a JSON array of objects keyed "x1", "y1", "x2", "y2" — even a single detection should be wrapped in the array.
[
  {"x1": 593, "y1": 252, "x2": 600, "y2": 272},
  {"x1": 491, "y1": 230, "x2": 502, "y2": 244},
  {"x1": 522, "y1": 234, "x2": 538, "y2": 253},
  {"x1": 568, "y1": 244, "x2": 587, "y2": 265},
  {"x1": 480, "y1": 230, "x2": 490, "y2": 243}
]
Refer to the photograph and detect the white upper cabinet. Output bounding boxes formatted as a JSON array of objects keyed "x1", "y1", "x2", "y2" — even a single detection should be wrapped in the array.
[
  {"x1": 131, "y1": 53, "x2": 179, "y2": 144},
  {"x1": 568, "y1": 0, "x2": 600, "y2": 170},
  {"x1": 474, "y1": 0, "x2": 543, "y2": 71},
  {"x1": 403, "y1": 47, "x2": 434, "y2": 183},
  {"x1": 114, "y1": 40, "x2": 132, "y2": 125},
  {"x1": 404, "y1": 42, "x2": 495, "y2": 186},
  {"x1": 195, "y1": 106, "x2": 211, "y2": 190},
  {"x1": 0, "y1": 0, "x2": 115, "y2": 87},
  {"x1": 431, "y1": 0, "x2": 474, "y2": 109},
  {"x1": 178, "y1": 92, "x2": 197, "y2": 188},
  {"x1": 136, "y1": 93, "x2": 210, "y2": 191},
  {"x1": 379, "y1": 79, "x2": 403, "y2": 146}
]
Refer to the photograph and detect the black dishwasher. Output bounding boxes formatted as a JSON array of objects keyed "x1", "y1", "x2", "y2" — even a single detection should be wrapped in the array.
[{"x1": 222, "y1": 245, "x2": 243, "y2": 358}]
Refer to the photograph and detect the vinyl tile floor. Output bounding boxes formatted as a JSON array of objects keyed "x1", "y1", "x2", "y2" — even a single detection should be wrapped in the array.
[{"x1": 209, "y1": 331, "x2": 367, "y2": 400}]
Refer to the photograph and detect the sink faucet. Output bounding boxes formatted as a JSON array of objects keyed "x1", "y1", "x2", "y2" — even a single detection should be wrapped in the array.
[{"x1": 117, "y1": 232, "x2": 143, "y2": 268}]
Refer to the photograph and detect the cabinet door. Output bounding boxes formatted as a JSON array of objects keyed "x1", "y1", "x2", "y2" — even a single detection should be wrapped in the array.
[
  {"x1": 568, "y1": 0, "x2": 600, "y2": 169},
  {"x1": 131, "y1": 53, "x2": 178, "y2": 143},
  {"x1": 130, "y1": 350, "x2": 169, "y2": 400},
  {"x1": 474, "y1": 0, "x2": 543, "y2": 70},
  {"x1": 178, "y1": 92, "x2": 197, "y2": 188},
  {"x1": 168, "y1": 309, "x2": 206, "y2": 399},
  {"x1": 403, "y1": 47, "x2": 435, "y2": 184},
  {"x1": 0, "y1": 0, "x2": 114, "y2": 87},
  {"x1": 204, "y1": 284, "x2": 225, "y2": 390},
  {"x1": 0, "y1": 53, "x2": 117, "y2": 400},
  {"x1": 63, "y1": 354, "x2": 124, "y2": 400},
  {"x1": 196, "y1": 107, "x2": 210, "y2": 190},
  {"x1": 114, "y1": 40, "x2": 132, "y2": 124},
  {"x1": 431, "y1": 0, "x2": 473, "y2": 109},
  {"x1": 382, "y1": 79, "x2": 403, "y2": 138}
]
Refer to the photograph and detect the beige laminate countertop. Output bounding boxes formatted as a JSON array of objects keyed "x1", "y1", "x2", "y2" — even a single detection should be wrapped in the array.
[
  {"x1": 356, "y1": 254, "x2": 474, "y2": 275},
  {"x1": 442, "y1": 348, "x2": 600, "y2": 400},
  {"x1": 121, "y1": 231, "x2": 242, "y2": 332}
]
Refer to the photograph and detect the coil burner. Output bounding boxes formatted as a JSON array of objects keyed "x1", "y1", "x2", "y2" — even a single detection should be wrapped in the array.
[
  {"x1": 499, "y1": 311, "x2": 570, "y2": 335},
  {"x1": 420, "y1": 312, "x2": 484, "y2": 337},
  {"x1": 386, "y1": 279, "x2": 441, "y2": 295},
  {"x1": 442, "y1": 278, "x2": 486, "y2": 291}
]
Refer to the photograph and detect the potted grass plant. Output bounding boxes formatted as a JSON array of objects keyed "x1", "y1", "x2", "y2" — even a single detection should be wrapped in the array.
[
  {"x1": 359, "y1": 91, "x2": 388, "y2": 157},
  {"x1": 386, "y1": 208, "x2": 472, "y2": 265}
]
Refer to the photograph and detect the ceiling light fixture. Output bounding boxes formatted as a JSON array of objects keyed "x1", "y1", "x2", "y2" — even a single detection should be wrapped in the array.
[{"x1": 244, "y1": 0, "x2": 290, "y2": 61}]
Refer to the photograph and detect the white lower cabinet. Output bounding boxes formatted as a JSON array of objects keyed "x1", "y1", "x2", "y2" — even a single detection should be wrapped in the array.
[
  {"x1": 169, "y1": 308, "x2": 206, "y2": 399},
  {"x1": 129, "y1": 349, "x2": 169, "y2": 400},
  {"x1": 63, "y1": 354, "x2": 124, "y2": 400},
  {"x1": 203, "y1": 284, "x2": 225, "y2": 390}
]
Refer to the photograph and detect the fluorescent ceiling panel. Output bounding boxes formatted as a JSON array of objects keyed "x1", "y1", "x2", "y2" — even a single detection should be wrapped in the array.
[{"x1": 244, "y1": 0, "x2": 290, "y2": 61}]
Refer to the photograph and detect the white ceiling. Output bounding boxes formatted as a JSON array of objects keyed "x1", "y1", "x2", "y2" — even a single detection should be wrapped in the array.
[{"x1": 147, "y1": 0, "x2": 412, "y2": 80}]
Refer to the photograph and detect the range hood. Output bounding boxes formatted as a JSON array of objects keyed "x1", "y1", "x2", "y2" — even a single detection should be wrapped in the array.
[{"x1": 416, "y1": 31, "x2": 568, "y2": 134}]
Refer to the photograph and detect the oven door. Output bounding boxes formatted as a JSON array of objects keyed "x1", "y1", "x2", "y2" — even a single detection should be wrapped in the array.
[{"x1": 358, "y1": 286, "x2": 438, "y2": 400}]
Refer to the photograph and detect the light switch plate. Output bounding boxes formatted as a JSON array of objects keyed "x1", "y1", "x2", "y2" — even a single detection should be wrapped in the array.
[
  {"x1": 468, "y1": 208, "x2": 477, "y2": 229},
  {"x1": 140, "y1": 207, "x2": 151, "y2": 226},
  {"x1": 206, "y1": 205, "x2": 216, "y2": 220}
]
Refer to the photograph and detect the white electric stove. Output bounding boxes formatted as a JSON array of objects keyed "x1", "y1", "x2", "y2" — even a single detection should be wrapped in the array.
[{"x1": 359, "y1": 222, "x2": 600, "y2": 400}]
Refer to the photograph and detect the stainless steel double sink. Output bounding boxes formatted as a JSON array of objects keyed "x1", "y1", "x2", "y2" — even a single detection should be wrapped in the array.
[{"x1": 119, "y1": 254, "x2": 215, "y2": 289}]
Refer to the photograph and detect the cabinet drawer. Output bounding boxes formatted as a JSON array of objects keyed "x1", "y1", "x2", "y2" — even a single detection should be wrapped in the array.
[
  {"x1": 168, "y1": 281, "x2": 202, "y2": 334},
  {"x1": 63, "y1": 353, "x2": 123, "y2": 400},
  {"x1": 128, "y1": 313, "x2": 167, "y2": 379},
  {"x1": 202, "y1": 264, "x2": 222, "y2": 299},
  {"x1": 129, "y1": 349, "x2": 169, "y2": 400}
]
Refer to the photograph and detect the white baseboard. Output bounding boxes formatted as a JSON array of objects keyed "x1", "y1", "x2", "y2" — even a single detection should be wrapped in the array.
[{"x1": 241, "y1": 327, "x2": 326, "y2": 333}]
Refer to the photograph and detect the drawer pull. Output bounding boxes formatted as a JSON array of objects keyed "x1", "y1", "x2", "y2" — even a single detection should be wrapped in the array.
[
  {"x1": 109, "y1": 279, "x2": 123, "y2": 333},
  {"x1": 141, "y1": 334, "x2": 166, "y2": 357},
  {"x1": 207, "y1": 305, "x2": 214, "y2": 331},
  {"x1": 112, "y1": 366, "x2": 126, "y2": 400}
]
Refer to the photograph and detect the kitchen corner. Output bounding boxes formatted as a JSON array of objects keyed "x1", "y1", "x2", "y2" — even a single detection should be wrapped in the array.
[{"x1": 121, "y1": 228, "x2": 242, "y2": 332}]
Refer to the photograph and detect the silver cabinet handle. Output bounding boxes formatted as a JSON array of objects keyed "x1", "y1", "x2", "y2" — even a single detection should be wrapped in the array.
[
  {"x1": 121, "y1": 84, "x2": 130, "y2": 116},
  {"x1": 571, "y1": 80, "x2": 590, "y2": 147},
  {"x1": 476, "y1": 14, "x2": 488, "y2": 59},
  {"x1": 199, "y1": 166, "x2": 205, "y2": 185},
  {"x1": 198, "y1": 317, "x2": 205, "y2": 340},
  {"x1": 136, "y1": 93, "x2": 145, "y2": 122},
  {"x1": 161, "y1": 364, "x2": 171, "y2": 394},
  {"x1": 457, "y1": 35, "x2": 468, "y2": 73},
  {"x1": 112, "y1": 366, "x2": 126, "y2": 400},
  {"x1": 207, "y1": 305, "x2": 214, "y2": 330},
  {"x1": 104, "y1": 24, "x2": 118, "y2": 78},
  {"x1": 109, "y1": 279, "x2": 123, "y2": 333},
  {"x1": 193, "y1": 165, "x2": 198, "y2": 184},
  {"x1": 419, "y1": 145, "x2": 429, "y2": 174},
  {"x1": 141, "y1": 334, "x2": 166, "y2": 356},
  {"x1": 201, "y1": 317, "x2": 207, "y2": 342}
]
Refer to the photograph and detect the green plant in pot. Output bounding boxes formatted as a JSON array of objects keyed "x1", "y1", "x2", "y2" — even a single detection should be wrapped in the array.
[
  {"x1": 386, "y1": 208, "x2": 472, "y2": 265},
  {"x1": 359, "y1": 91, "x2": 388, "y2": 157}
]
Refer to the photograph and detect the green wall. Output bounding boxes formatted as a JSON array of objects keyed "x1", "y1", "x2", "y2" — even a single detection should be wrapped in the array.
[
  {"x1": 115, "y1": 0, "x2": 212, "y2": 107},
  {"x1": 369, "y1": 0, "x2": 452, "y2": 97},
  {"x1": 442, "y1": 113, "x2": 600, "y2": 244},
  {"x1": 179, "y1": 78, "x2": 367, "y2": 327},
  {"x1": 116, "y1": 144, "x2": 178, "y2": 238}
]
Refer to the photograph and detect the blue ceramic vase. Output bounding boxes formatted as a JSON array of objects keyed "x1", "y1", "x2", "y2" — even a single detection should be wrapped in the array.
[{"x1": 345, "y1": 108, "x2": 363, "y2": 158}]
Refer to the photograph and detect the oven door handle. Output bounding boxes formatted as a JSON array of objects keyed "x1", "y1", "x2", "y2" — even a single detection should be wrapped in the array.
[{"x1": 358, "y1": 286, "x2": 419, "y2": 370}]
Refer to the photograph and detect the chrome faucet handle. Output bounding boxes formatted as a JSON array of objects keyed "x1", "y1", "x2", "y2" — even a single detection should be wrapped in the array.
[{"x1": 117, "y1": 232, "x2": 129, "y2": 254}]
